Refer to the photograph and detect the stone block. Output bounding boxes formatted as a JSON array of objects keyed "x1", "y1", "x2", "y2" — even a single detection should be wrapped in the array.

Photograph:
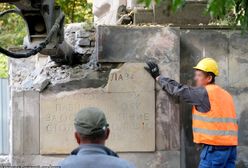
[
  {"x1": 237, "y1": 146, "x2": 248, "y2": 168},
  {"x1": 180, "y1": 30, "x2": 229, "y2": 87},
  {"x1": 12, "y1": 91, "x2": 40, "y2": 155},
  {"x1": 40, "y1": 63, "x2": 155, "y2": 154},
  {"x1": 229, "y1": 32, "x2": 248, "y2": 88},
  {"x1": 120, "y1": 151, "x2": 180, "y2": 168},
  {"x1": 76, "y1": 30, "x2": 90, "y2": 38},
  {"x1": 229, "y1": 88, "x2": 248, "y2": 146},
  {"x1": 97, "y1": 26, "x2": 179, "y2": 63},
  {"x1": 154, "y1": 1, "x2": 210, "y2": 25},
  {"x1": 23, "y1": 91, "x2": 40, "y2": 154},
  {"x1": 12, "y1": 155, "x2": 63, "y2": 167},
  {"x1": 12, "y1": 91, "x2": 24, "y2": 155},
  {"x1": 77, "y1": 38, "x2": 91, "y2": 47},
  {"x1": 133, "y1": 9, "x2": 154, "y2": 24},
  {"x1": 155, "y1": 62, "x2": 180, "y2": 151}
]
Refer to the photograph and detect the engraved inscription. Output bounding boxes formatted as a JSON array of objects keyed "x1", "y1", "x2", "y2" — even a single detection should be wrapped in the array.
[{"x1": 40, "y1": 63, "x2": 155, "y2": 154}]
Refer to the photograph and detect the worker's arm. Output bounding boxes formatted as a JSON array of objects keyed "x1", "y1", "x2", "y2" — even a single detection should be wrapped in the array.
[
  {"x1": 145, "y1": 61, "x2": 210, "y2": 112},
  {"x1": 157, "y1": 76, "x2": 209, "y2": 108}
]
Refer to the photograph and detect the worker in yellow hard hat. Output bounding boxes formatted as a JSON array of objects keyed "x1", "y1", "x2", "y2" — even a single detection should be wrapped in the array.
[{"x1": 145, "y1": 58, "x2": 238, "y2": 168}]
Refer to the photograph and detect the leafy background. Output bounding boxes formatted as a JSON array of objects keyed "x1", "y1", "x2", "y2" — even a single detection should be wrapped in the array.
[{"x1": 0, "y1": 0, "x2": 93, "y2": 78}]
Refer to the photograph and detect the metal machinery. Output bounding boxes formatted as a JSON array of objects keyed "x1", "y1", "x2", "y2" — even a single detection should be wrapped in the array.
[{"x1": 0, "y1": 0, "x2": 78, "y2": 64}]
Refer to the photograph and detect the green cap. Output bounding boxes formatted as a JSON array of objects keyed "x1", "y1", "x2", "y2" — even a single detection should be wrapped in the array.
[{"x1": 74, "y1": 107, "x2": 109, "y2": 136}]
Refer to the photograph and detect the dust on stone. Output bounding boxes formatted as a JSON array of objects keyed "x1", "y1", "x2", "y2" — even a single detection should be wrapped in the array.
[{"x1": 20, "y1": 58, "x2": 98, "y2": 92}]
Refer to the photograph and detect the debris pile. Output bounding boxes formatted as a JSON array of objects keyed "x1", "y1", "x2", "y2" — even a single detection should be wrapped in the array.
[
  {"x1": 65, "y1": 23, "x2": 95, "y2": 63},
  {"x1": 20, "y1": 58, "x2": 97, "y2": 92},
  {"x1": 11, "y1": 23, "x2": 100, "y2": 92}
]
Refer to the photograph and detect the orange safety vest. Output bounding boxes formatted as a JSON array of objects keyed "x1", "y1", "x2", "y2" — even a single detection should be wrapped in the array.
[{"x1": 192, "y1": 84, "x2": 238, "y2": 146}]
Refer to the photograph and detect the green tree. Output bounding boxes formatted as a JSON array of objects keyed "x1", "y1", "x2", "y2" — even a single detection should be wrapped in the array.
[
  {"x1": 56, "y1": 0, "x2": 93, "y2": 23},
  {"x1": 0, "y1": 1, "x2": 93, "y2": 78},
  {"x1": 0, "y1": 3, "x2": 27, "y2": 78},
  {"x1": 138, "y1": 0, "x2": 248, "y2": 30}
]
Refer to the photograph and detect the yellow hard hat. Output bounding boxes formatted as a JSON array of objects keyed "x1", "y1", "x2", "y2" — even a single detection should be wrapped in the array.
[{"x1": 193, "y1": 57, "x2": 219, "y2": 76}]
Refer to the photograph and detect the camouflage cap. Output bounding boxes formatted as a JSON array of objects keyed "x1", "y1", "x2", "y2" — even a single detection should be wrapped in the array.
[{"x1": 74, "y1": 107, "x2": 109, "y2": 136}]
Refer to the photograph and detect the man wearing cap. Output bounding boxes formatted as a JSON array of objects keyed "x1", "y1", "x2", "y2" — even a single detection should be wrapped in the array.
[
  {"x1": 59, "y1": 107, "x2": 135, "y2": 168},
  {"x1": 145, "y1": 58, "x2": 238, "y2": 168}
]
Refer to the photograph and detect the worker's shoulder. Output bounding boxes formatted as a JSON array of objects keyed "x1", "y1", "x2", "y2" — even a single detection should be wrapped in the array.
[
  {"x1": 58, "y1": 154, "x2": 135, "y2": 168},
  {"x1": 208, "y1": 84, "x2": 233, "y2": 98}
]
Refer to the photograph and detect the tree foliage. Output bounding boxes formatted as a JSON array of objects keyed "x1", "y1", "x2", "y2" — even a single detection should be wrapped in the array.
[
  {"x1": 0, "y1": 3, "x2": 27, "y2": 78},
  {"x1": 56, "y1": 0, "x2": 93, "y2": 23},
  {"x1": 0, "y1": 1, "x2": 93, "y2": 78},
  {"x1": 139, "y1": 0, "x2": 248, "y2": 30}
]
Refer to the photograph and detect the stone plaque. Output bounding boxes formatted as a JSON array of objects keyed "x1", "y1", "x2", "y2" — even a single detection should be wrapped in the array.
[{"x1": 40, "y1": 63, "x2": 155, "y2": 154}]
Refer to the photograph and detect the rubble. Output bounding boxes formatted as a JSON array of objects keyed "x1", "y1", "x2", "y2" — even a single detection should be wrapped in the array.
[
  {"x1": 19, "y1": 58, "x2": 98, "y2": 92},
  {"x1": 9, "y1": 23, "x2": 98, "y2": 92},
  {"x1": 64, "y1": 23, "x2": 95, "y2": 62}
]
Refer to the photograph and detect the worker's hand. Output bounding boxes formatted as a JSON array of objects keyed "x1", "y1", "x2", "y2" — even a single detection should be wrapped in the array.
[{"x1": 144, "y1": 61, "x2": 160, "y2": 79}]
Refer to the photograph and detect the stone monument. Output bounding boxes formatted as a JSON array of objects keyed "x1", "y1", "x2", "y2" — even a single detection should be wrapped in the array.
[{"x1": 40, "y1": 63, "x2": 155, "y2": 154}]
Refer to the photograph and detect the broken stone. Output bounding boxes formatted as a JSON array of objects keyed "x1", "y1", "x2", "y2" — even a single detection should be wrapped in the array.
[
  {"x1": 32, "y1": 75, "x2": 50, "y2": 92},
  {"x1": 76, "y1": 30, "x2": 90, "y2": 38},
  {"x1": 77, "y1": 38, "x2": 91, "y2": 47},
  {"x1": 75, "y1": 47, "x2": 94, "y2": 55}
]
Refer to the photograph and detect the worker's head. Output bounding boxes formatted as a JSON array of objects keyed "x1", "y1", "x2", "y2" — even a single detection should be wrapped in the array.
[
  {"x1": 74, "y1": 107, "x2": 110, "y2": 145},
  {"x1": 193, "y1": 58, "x2": 219, "y2": 87}
]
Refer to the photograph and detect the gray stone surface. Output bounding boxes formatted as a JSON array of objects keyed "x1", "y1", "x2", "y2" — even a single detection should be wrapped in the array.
[
  {"x1": 155, "y1": 1, "x2": 210, "y2": 25},
  {"x1": 134, "y1": 1, "x2": 210, "y2": 25},
  {"x1": 156, "y1": 62, "x2": 180, "y2": 151},
  {"x1": 180, "y1": 30, "x2": 229, "y2": 87},
  {"x1": 230, "y1": 88, "x2": 248, "y2": 146},
  {"x1": 120, "y1": 151, "x2": 180, "y2": 168},
  {"x1": 9, "y1": 57, "x2": 36, "y2": 91},
  {"x1": 0, "y1": 156, "x2": 10, "y2": 166},
  {"x1": 77, "y1": 38, "x2": 91, "y2": 47},
  {"x1": 23, "y1": 91, "x2": 40, "y2": 154},
  {"x1": 12, "y1": 91, "x2": 24, "y2": 155},
  {"x1": 97, "y1": 26, "x2": 180, "y2": 63},
  {"x1": 12, "y1": 91, "x2": 40, "y2": 155},
  {"x1": 133, "y1": 9, "x2": 154, "y2": 24},
  {"x1": 237, "y1": 146, "x2": 248, "y2": 168},
  {"x1": 11, "y1": 155, "x2": 64, "y2": 167},
  {"x1": 229, "y1": 33, "x2": 248, "y2": 88}
]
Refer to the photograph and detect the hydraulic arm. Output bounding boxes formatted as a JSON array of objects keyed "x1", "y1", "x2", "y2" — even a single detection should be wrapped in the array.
[{"x1": 0, "y1": 0, "x2": 77, "y2": 64}]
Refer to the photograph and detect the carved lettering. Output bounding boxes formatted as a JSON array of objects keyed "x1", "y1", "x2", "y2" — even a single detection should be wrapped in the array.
[{"x1": 40, "y1": 63, "x2": 155, "y2": 154}]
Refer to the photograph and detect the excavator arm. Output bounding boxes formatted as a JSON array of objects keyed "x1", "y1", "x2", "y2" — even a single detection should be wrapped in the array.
[{"x1": 0, "y1": 0, "x2": 76, "y2": 64}]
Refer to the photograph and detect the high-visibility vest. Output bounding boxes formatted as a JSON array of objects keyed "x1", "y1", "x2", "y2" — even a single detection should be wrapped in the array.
[{"x1": 192, "y1": 84, "x2": 238, "y2": 146}]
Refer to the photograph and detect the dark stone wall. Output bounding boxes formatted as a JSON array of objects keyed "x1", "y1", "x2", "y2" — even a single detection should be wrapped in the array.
[{"x1": 180, "y1": 29, "x2": 248, "y2": 168}]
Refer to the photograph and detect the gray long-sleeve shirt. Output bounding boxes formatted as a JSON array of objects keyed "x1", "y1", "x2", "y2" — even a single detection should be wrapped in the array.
[{"x1": 158, "y1": 76, "x2": 210, "y2": 112}]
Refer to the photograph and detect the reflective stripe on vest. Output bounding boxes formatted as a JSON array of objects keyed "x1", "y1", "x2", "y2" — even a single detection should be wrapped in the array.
[
  {"x1": 192, "y1": 114, "x2": 237, "y2": 124},
  {"x1": 193, "y1": 127, "x2": 238, "y2": 136}
]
